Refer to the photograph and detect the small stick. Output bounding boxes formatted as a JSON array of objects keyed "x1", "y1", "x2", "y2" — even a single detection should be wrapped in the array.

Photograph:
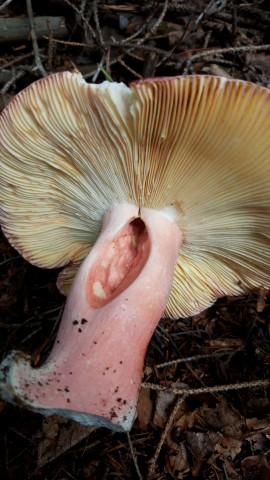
[
  {"x1": 147, "y1": 396, "x2": 187, "y2": 479},
  {"x1": 0, "y1": 70, "x2": 24, "y2": 95},
  {"x1": 155, "y1": 351, "x2": 234, "y2": 369},
  {"x1": 93, "y1": 0, "x2": 104, "y2": 47},
  {"x1": 0, "y1": 53, "x2": 34, "y2": 71},
  {"x1": 0, "y1": 0, "x2": 13, "y2": 13},
  {"x1": 117, "y1": 59, "x2": 142, "y2": 79},
  {"x1": 142, "y1": 379, "x2": 269, "y2": 396},
  {"x1": 127, "y1": 433, "x2": 144, "y2": 480},
  {"x1": 26, "y1": 0, "x2": 47, "y2": 77},
  {"x1": 186, "y1": 43, "x2": 270, "y2": 62},
  {"x1": 46, "y1": 19, "x2": 54, "y2": 71}
]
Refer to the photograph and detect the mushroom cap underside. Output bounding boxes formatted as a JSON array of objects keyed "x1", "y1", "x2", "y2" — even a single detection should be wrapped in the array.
[{"x1": 0, "y1": 72, "x2": 270, "y2": 317}]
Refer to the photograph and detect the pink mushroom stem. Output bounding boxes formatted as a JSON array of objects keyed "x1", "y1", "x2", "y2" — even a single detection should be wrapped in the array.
[{"x1": 0, "y1": 204, "x2": 182, "y2": 431}]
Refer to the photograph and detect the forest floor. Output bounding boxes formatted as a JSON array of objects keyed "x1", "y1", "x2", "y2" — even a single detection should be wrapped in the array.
[{"x1": 0, "y1": 1, "x2": 270, "y2": 479}]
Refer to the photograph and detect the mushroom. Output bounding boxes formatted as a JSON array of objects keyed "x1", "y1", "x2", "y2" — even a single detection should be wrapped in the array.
[{"x1": 0, "y1": 72, "x2": 270, "y2": 431}]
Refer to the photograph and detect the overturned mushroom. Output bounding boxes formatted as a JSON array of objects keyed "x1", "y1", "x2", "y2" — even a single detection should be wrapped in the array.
[{"x1": 0, "y1": 72, "x2": 270, "y2": 431}]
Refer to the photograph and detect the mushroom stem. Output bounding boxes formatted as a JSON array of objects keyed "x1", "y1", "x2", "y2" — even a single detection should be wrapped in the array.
[{"x1": 0, "y1": 204, "x2": 182, "y2": 431}]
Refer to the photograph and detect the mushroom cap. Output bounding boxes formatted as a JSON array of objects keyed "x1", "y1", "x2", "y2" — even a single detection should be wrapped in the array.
[{"x1": 0, "y1": 72, "x2": 270, "y2": 317}]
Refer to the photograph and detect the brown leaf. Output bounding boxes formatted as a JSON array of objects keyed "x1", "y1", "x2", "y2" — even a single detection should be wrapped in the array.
[
  {"x1": 246, "y1": 417, "x2": 270, "y2": 433},
  {"x1": 215, "y1": 435, "x2": 242, "y2": 460},
  {"x1": 198, "y1": 400, "x2": 244, "y2": 438},
  {"x1": 136, "y1": 388, "x2": 152, "y2": 431},
  {"x1": 186, "y1": 431, "x2": 221, "y2": 477},
  {"x1": 166, "y1": 442, "x2": 190, "y2": 479},
  {"x1": 221, "y1": 459, "x2": 242, "y2": 480},
  {"x1": 256, "y1": 287, "x2": 267, "y2": 313},
  {"x1": 153, "y1": 383, "x2": 188, "y2": 429},
  {"x1": 246, "y1": 432, "x2": 268, "y2": 454},
  {"x1": 153, "y1": 389, "x2": 176, "y2": 429},
  {"x1": 37, "y1": 415, "x2": 95, "y2": 468},
  {"x1": 241, "y1": 455, "x2": 270, "y2": 480}
]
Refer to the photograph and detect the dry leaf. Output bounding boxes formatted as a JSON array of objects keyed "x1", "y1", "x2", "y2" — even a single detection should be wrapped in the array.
[
  {"x1": 186, "y1": 431, "x2": 221, "y2": 477},
  {"x1": 215, "y1": 435, "x2": 242, "y2": 460},
  {"x1": 246, "y1": 432, "x2": 268, "y2": 454},
  {"x1": 166, "y1": 441, "x2": 190, "y2": 479},
  {"x1": 198, "y1": 400, "x2": 244, "y2": 438},
  {"x1": 136, "y1": 388, "x2": 152, "y2": 431},
  {"x1": 222, "y1": 459, "x2": 242, "y2": 479},
  {"x1": 37, "y1": 415, "x2": 95, "y2": 468},
  {"x1": 241, "y1": 455, "x2": 270, "y2": 480},
  {"x1": 153, "y1": 383, "x2": 188, "y2": 428}
]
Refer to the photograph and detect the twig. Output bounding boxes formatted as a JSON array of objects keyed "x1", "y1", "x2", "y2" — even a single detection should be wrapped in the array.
[
  {"x1": 196, "y1": 0, "x2": 228, "y2": 25},
  {"x1": 118, "y1": 59, "x2": 142, "y2": 79},
  {"x1": 147, "y1": 396, "x2": 187, "y2": 479},
  {"x1": 142, "y1": 379, "x2": 269, "y2": 396},
  {"x1": 0, "y1": 63, "x2": 43, "y2": 94},
  {"x1": 44, "y1": 37, "x2": 270, "y2": 81},
  {"x1": 106, "y1": 0, "x2": 168, "y2": 75},
  {"x1": 93, "y1": 0, "x2": 104, "y2": 47},
  {"x1": 127, "y1": 433, "x2": 144, "y2": 480},
  {"x1": 155, "y1": 351, "x2": 234, "y2": 369},
  {"x1": 79, "y1": 0, "x2": 87, "y2": 15},
  {"x1": 142, "y1": 47, "x2": 159, "y2": 78},
  {"x1": 0, "y1": 70, "x2": 24, "y2": 95},
  {"x1": 181, "y1": 43, "x2": 270, "y2": 73},
  {"x1": 43, "y1": 37, "x2": 89, "y2": 48},
  {"x1": 0, "y1": 0, "x2": 13, "y2": 13},
  {"x1": 0, "y1": 53, "x2": 34, "y2": 71},
  {"x1": 145, "y1": 378, "x2": 269, "y2": 478},
  {"x1": 0, "y1": 17, "x2": 68, "y2": 43},
  {"x1": 186, "y1": 43, "x2": 270, "y2": 62},
  {"x1": 62, "y1": 0, "x2": 97, "y2": 42},
  {"x1": 138, "y1": 0, "x2": 169, "y2": 45},
  {"x1": 91, "y1": 53, "x2": 105, "y2": 82},
  {"x1": 0, "y1": 255, "x2": 21, "y2": 266},
  {"x1": 44, "y1": 37, "x2": 171, "y2": 59},
  {"x1": 26, "y1": 0, "x2": 47, "y2": 77},
  {"x1": 141, "y1": 2, "x2": 270, "y2": 30},
  {"x1": 119, "y1": 1, "x2": 157, "y2": 45},
  {"x1": 46, "y1": 19, "x2": 54, "y2": 71}
]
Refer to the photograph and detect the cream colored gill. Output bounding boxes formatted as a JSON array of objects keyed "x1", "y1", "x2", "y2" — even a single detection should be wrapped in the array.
[{"x1": 0, "y1": 72, "x2": 270, "y2": 318}]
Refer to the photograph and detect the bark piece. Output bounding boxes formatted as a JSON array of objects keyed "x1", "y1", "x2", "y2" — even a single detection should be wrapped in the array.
[{"x1": 0, "y1": 17, "x2": 68, "y2": 43}]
